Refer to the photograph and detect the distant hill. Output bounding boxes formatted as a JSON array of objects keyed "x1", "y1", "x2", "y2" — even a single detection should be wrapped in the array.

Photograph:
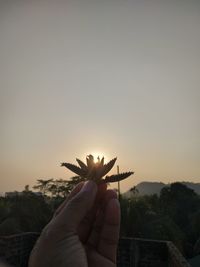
[
  {"x1": 182, "y1": 182, "x2": 200, "y2": 195},
  {"x1": 124, "y1": 181, "x2": 200, "y2": 197},
  {"x1": 136, "y1": 182, "x2": 165, "y2": 195}
]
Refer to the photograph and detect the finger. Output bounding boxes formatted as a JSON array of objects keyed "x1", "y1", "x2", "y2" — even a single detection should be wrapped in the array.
[
  {"x1": 53, "y1": 182, "x2": 84, "y2": 217},
  {"x1": 98, "y1": 198, "x2": 120, "y2": 263},
  {"x1": 77, "y1": 183, "x2": 107, "y2": 241},
  {"x1": 53, "y1": 181, "x2": 97, "y2": 231},
  {"x1": 77, "y1": 183, "x2": 107, "y2": 242},
  {"x1": 87, "y1": 189, "x2": 118, "y2": 248},
  {"x1": 99, "y1": 189, "x2": 118, "y2": 210}
]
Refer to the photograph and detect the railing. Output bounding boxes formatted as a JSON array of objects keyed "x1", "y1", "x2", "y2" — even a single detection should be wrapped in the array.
[
  {"x1": 0, "y1": 233, "x2": 191, "y2": 267},
  {"x1": 117, "y1": 238, "x2": 191, "y2": 267},
  {"x1": 118, "y1": 238, "x2": 168, "y2": 267},
  {"x1": 0, "y1": 232, "x2": 39, "y2": 267},
  {"x1": 167, "y1": 242, "x2": 191, "y2": 267}
]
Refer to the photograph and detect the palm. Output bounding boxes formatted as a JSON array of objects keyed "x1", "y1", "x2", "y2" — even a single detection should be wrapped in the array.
[
  {"x1": 63, "y1": 185, "x2": 119, "y2": 267},
  {"x1": 75, "y1": 185, "x2": 119, "y2": 267},
  {"x1": 29, "y1": 182, "x2": 120, "y2": 267},
  {"x1": 66, "y1": 188, "x2": 119, "y2": 267},
  {"x1": 54, "y1": 182, "x2": 119, "y2": 267}
]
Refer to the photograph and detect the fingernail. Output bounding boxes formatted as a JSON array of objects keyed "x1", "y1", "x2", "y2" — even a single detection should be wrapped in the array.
[{"x1": 82, "y1": 181, "x2": 97, "y2": 193}]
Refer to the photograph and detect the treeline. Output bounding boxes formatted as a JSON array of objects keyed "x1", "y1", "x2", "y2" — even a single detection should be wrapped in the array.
[
  {"x1": 32, "y1": 176, "x2": 86, "y2": 197},
  {"x1": 0, "y1": 176, "x2": 86, "y2": 235},
  {"x1": 120, "y1": 183, "x2": 200, "y2": 257},
  {"x1": 0, "y1": 181, "x2": 199, "y2": 258}
]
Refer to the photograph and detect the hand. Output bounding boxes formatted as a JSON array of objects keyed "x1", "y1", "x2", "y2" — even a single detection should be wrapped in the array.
[{"x1": 29, "y1": 181, "x2": 120, "y2": 267}]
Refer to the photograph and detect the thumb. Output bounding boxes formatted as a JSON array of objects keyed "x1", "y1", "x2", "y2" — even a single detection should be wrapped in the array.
[{"x1": 54, "y1": 181, "x2": 97, "y2": 231}]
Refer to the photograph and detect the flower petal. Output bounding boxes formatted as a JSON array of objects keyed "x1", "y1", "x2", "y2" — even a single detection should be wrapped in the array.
[
  {"x1": 76, "y1": 158, "x2": 88, "y2": 172},
  {"x1": 61, "y1": 163, "x2": 87, "y2": 176},
  {"x1": 100, "y1": 157, "x2": 117, "y2": 177},
  {"x1": 104, "y1": 172, "x2": 134, "y2": 183}
]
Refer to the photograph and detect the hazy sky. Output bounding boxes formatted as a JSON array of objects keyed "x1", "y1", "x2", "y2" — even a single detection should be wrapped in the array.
[{"x1": 0, "y1": 0, "x2": 200, "y2": 193}]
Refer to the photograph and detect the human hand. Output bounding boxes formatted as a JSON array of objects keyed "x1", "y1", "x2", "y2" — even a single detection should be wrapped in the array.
[{"x1": 29, "y1": 181, "x2": 120, "y2": 267}]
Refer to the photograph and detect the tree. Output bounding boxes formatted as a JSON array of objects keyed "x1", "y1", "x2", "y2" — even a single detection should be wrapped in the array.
[
  {"x1": 160, "y1": 182, "x2": 198, "y2": 227},
  {"x1": 48, "y1": 179, "x2": 70, "y2": 197},
  {"x1": 32, "y1": 177, "x2": 84, "y2": 198},
  {"x1": 130, "y1": 186, "x2": 139, "y2": 196},
  {"x1": 24, "y1": 185, "x2": 30, "y2": 192},
  {"x1": 0, "y1": 193, "x2": 52, "y2": 235},
  {"x1": 33, "y1": 179, "x2": 53, "y2": 195}
]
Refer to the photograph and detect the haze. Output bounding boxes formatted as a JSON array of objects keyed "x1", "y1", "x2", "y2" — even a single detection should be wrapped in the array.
[{"x1": 0, "y1": 0, "x2": 200, "y2": 193}]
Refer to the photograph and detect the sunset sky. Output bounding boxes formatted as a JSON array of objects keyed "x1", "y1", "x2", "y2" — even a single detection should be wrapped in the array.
[{"x1": 0, "y1": 0, "x2": 200, "y2": 193}]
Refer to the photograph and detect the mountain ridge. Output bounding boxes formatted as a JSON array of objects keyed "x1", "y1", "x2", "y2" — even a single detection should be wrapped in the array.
[{"x1": 124, "y1": 181, "x2": 200, "y2": 197}]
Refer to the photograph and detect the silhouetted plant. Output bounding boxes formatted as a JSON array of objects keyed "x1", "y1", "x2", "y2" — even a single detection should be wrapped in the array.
[
  {"x1": 61, "y1": 154, "x2": 134, "y2": 184},
  {"x1": 33, "y1": 179, "x2": 53, "y2": 195}
]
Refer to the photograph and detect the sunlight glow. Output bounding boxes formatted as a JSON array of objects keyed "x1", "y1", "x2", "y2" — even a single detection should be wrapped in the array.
[{"x1": 85, "y1": 151, "x2": 108, "y2": 163}]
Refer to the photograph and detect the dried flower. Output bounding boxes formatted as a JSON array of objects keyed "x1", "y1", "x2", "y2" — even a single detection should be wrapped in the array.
[{"x1": 61, "y1": 154, "x2": 134, "y2": 184}]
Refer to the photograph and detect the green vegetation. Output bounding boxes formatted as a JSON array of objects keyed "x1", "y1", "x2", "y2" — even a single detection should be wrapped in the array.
[
  {"x1": 121, "y1": 182, "x2": 200, "y2": 257},
  {"x1": 0, "y1": 181, "x2": 199, "y2": 258},
  {"x1": 0, "y1": 191, "x2": 52, "y2": 235}
]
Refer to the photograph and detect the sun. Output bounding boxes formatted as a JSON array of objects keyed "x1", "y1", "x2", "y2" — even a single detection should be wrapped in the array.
[{"x1": 85, "y1": 150, "x2": 109, "y2": 163}]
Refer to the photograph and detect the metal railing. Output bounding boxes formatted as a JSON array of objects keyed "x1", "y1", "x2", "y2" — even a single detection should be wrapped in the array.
[{"x1": 0, "y1": 233, "x2": 191, "y2": 267}]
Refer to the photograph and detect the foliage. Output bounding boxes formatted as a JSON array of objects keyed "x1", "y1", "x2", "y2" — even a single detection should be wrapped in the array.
[
  {"x1": 33, "y1": 178, "x2": 70, "y2": 197},
  {"x1": 0, "y1": 192, "x2": 52, "y2": 235},
  {"x1": 120, "y1": 182, "x2": 200, "y2": 257}
]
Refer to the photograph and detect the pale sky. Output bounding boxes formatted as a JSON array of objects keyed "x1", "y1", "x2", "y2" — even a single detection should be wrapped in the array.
[{"x1": 0, "y1": 0, "x2": 200, "y2": 193}]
